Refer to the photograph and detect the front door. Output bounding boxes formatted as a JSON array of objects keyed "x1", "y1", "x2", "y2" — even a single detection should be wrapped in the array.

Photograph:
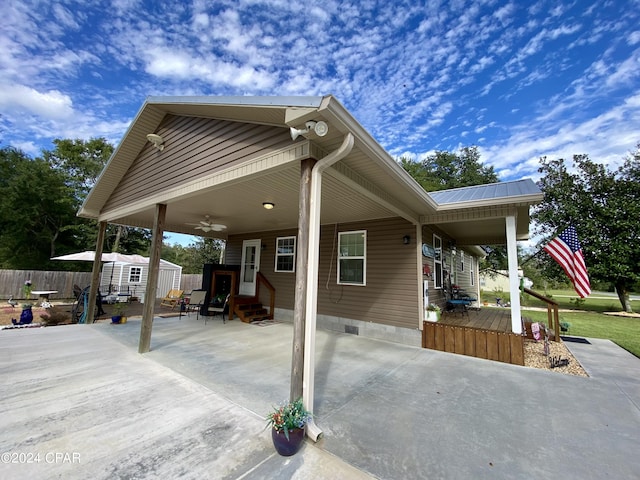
[{"x1": 240, "y1": 239, "x2": 261, "y2": 296}]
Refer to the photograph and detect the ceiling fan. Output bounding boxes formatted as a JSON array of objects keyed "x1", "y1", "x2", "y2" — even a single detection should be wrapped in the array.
[{"x1": 186, "y1": 215, "x2": 227, "y2": 232}]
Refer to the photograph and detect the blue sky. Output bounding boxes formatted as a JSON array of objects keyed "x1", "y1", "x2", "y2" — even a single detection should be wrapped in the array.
[{"x1": 1, "y1": 1, "x2": 639, "y2": 245}]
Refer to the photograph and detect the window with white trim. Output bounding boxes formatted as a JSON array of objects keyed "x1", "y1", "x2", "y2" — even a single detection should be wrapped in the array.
[
  {"x1": 460, "y1": 250, "x2": 465, "y2": 272},
  {"x1": 470, "y1": 256, "x2": 475, "y2": 286},
  {"x1": 275, "y1": 236, "x2": 296, "y2": 272},
  {"x1": 338, "y1": 230, "x2": 366, "y2": 285},
  {"x1": 433, "y1": 234, "x2": 443, "y2": 289},
  {"x1": 129, "y1": 266, "x2": 142, "y2": 283}
]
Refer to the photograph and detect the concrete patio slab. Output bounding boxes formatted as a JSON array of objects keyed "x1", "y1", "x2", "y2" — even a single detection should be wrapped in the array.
[{"x1": 1, "y1": 315, "x2": 639, "y2": 479}]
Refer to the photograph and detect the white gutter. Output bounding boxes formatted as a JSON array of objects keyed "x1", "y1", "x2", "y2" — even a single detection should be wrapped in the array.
[{"x1": 303, "y1": 133, "x2": 354, "y2": 441}]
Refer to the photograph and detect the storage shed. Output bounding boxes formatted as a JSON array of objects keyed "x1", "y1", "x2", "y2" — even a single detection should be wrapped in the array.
[{"x1": 101, "y1": 258, "x2": 182, "y2": 301}]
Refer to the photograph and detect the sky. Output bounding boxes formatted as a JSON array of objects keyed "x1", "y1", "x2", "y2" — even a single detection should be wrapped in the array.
[{"x1": 1, "y1": 0, "x2": 639, "y2": 246}]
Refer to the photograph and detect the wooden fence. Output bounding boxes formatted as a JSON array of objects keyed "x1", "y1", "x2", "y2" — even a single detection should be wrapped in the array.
[
  {"x1": 1, "y1": 270, "x2": 203, "y2": 301},
  {"x1": 422, "y1": 321, "x2": 525, "y2": 366},
  {"x1": 0, "y1": 270, "x2": 93, "y2": 300},
  {"x1": 180, "y1": 274, "x2": 204, "y2": 294}
]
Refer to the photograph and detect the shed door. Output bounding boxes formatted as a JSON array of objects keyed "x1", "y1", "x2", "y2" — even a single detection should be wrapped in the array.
[
  {"x1": 157, "y1": 269, "x2": 175, "y2": 298},
  {"x1": 240, "y1": 239, "x2": 261, "y2": 296}
]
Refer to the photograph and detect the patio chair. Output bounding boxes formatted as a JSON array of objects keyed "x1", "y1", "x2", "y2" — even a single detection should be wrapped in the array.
[
  {"x1": 185, "y1": 290, "x2": 207, "y2": 320},
  {"x1": 444, "y1": 286, "x2": 470, "y2": 317},
  {"x1": 206, "y1": 293, "x2": 230, "y2": 325},
  {"x1": 160, "y1": 289, "x2": 183, "y2": 309}
]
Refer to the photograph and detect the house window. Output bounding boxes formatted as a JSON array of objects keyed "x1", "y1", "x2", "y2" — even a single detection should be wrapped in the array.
[
  {"x1": 460, "y1": 250, "x2": 465, "y2": 272},
  {"x1": 338, "y1": 230, "x2": 366, "y2": 285},
  {"x1": 275, "y1": 236, "x2": 296, "y2": 272},
  {"x1": 433, "y1": 234, "x2": 443, "y2": 289},
  {"x1": 129, "y1": 266, "x2": 142, "y2": 283},
  {"x1": 470, "y1": 256, "x2": 475, "y2": 286}
]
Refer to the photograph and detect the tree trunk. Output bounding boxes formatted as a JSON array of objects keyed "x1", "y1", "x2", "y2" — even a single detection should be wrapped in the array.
[
  {"x1": 112, "y1": 225, "x2": 124, "y2": 252},
  {"x1": 615, "y1": 283, "x2": 632, "y2": 313}
]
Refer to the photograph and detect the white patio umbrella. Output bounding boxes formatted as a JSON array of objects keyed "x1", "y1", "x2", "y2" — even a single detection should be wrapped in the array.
[{"x1": 51, "y1": 250, "x2": 149, "y2": 264}]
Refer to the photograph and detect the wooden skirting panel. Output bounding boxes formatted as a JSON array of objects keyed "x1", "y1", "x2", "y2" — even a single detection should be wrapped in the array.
[{"x1": 422, "y1": 322, "x2": 524, "y2": 366}]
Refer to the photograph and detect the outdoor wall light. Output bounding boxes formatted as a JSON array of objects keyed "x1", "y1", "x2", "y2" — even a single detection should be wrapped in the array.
[
  {"x1": 263, "y1": 202, "x2": 275, "y2": 210},
  {"x1": 403, "y1": 235, "x2": 411, "y2": 245},
  {"x1": 290, "y1": 120, "x2": 329, "y2": 141},
  {"x1": 146, "y1": 133, "x2": 165, "y2": 151}
]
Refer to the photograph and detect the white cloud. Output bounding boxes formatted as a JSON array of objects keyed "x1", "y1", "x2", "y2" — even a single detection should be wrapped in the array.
[{"x1": 0, "y1": 84, "x2": 74, "y2": 119}]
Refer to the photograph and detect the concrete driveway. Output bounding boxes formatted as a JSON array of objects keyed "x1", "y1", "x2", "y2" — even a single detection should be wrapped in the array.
[{"x1": 1, "y1": 314, "x2": 639, "y2": 479}]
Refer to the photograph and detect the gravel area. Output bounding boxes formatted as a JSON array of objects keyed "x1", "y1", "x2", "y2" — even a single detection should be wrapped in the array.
[{"x1": 524, "y1": 339, "x2": 588, "y2": 376}]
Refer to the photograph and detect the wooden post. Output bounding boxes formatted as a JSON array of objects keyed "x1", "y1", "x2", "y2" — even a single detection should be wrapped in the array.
[
  {"x1": 290, "y1": 158, "x2": 315, "y2": 402},
  {"x1": 139, "y1": 204, "x2": 166, "y2": 353},
  {"x1": 86, "y1": 221, "x2": 107, "y2": 324}
]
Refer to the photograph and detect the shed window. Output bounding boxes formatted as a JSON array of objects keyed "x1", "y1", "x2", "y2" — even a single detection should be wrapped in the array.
[
  {"x1": 275, "y1": 236, "x2": 296, "y2": 272},
  {"x1": 129, "y1": 266, "x2": 142, "y2": 283},
  {"x1": 433, "y1": 234, "x2": 443, "y2": 289},
  {"x1": 338, "y1": 230, "x2": 366, "y2": 286}
]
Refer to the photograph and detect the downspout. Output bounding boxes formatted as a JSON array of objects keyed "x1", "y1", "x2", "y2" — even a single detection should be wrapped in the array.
[{"x1": 303, "y1": 133, "x2": 354, "y2": 441}]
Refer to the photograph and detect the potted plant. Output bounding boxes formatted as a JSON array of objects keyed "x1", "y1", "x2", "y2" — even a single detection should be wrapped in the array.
[
  {"x1": 265, "y1": 398, "x2": 311, "y2": 456},
  {"x1": 111, "y1": 302, "x2": 128, "y2": 324},
  {"x1": 426, "y1": 303, "x2": 441, "y2": 322}
]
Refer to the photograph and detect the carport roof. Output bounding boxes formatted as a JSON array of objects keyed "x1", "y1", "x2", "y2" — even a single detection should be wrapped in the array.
[{"x1": 80, "y1": 95, "x2": 542, "y2": 244}]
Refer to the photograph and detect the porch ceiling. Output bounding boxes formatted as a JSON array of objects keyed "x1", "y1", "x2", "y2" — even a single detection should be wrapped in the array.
[{"x1": 109, "y1": 161, "x2": 401, "y2": 238}]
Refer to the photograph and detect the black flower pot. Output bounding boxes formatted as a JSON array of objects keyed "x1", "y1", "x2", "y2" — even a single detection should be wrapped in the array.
[{"x1": 271, "y1": 427, "x2": 305, "y2": 456}]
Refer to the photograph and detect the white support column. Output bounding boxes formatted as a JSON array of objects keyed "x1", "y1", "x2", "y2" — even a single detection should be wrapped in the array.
[
  {"x1": 505, "y1": 215, "x2": 522, "y2": 334},
  {"x1": 415, "y1": 224, "x2": 424, "y2": 327}
]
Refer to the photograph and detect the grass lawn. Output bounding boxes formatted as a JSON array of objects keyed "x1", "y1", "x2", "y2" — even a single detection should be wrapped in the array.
[
  {"x1": 523, "y1": 309, "x2": 640, "y2": 358},
  {"x1": 481, "y1": 288, "x2": 640, "y2": 357}
]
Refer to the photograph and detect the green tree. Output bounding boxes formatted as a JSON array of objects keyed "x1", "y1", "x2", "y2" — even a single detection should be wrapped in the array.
[
  {"x1": 42, "y1": 138, "x2": 112, "y2": 205},
  {"x1": 0, "y1": 147, "x2": 77, "y2": 267},
  {"x1": 162, "y1": 238, "x2": 224, "y2": 274},
  {"x1": 400, "y1": 146, "x2": 503, "y2": 274},
  {"x1": 399, "y1": 146, "x2": 498, "y2": 192},
  {"x1": 533, "y1": 145, "x2": 640, "y2": 312},
  {"x1": 40, "y1": 138, "x2": 153, "y2": 257}
]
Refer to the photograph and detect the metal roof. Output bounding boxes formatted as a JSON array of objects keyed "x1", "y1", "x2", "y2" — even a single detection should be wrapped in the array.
[{"x1": 429, "y1": 179, "x2": 542, "y2": 207}]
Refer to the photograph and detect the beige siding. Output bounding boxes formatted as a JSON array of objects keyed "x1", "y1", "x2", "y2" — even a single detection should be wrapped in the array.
[
  {"x1": 422, "y1": 225, "x2": 451, "y2": 308},
  {"x1": 421, "y1": 225, "x2": 480, "y2": 309},
  {"x1": 103, "y1": 116, "x2": 292, "y2": 211},
  {"x1": 226, "y1": 229, "x2": 298, "y2": 311},
  {"x1": 227, "y1": 217, "x2": 420, "y2": 329}
]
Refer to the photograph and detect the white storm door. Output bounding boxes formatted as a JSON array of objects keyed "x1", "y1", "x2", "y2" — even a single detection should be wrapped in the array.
[{"x1": 240, "y1": 239, "x2": 261, "y2": 296}]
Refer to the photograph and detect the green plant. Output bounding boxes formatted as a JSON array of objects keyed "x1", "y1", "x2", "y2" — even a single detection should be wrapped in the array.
[
  {"x1": 112, "y1": 302, "x2": 128, "y2": 316},
  {"x1": 266, "y1": 398, "x2": 311, "y2": 440},
  {"x1": 426, "y1": 303, "x2": 441, "y2": 313},
  {"x1": 23, "y1": 280, "x2": 33, "y2": 299},
  {"x1": 569, "y1": 297, "x2": 586, "y2": 308},
  {"x1": 22, "y1": 279, "x2": 34, "y2": 308}
]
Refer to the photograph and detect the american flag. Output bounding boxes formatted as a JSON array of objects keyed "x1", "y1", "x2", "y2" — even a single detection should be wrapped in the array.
[{"x1": 543, "y1": 226, "x2": 591, "y2": 298}]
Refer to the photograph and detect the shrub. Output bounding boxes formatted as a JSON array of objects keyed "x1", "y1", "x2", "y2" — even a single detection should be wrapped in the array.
[{"x1": 40, "y1": 307, "x2": 72, "y2": 326}]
